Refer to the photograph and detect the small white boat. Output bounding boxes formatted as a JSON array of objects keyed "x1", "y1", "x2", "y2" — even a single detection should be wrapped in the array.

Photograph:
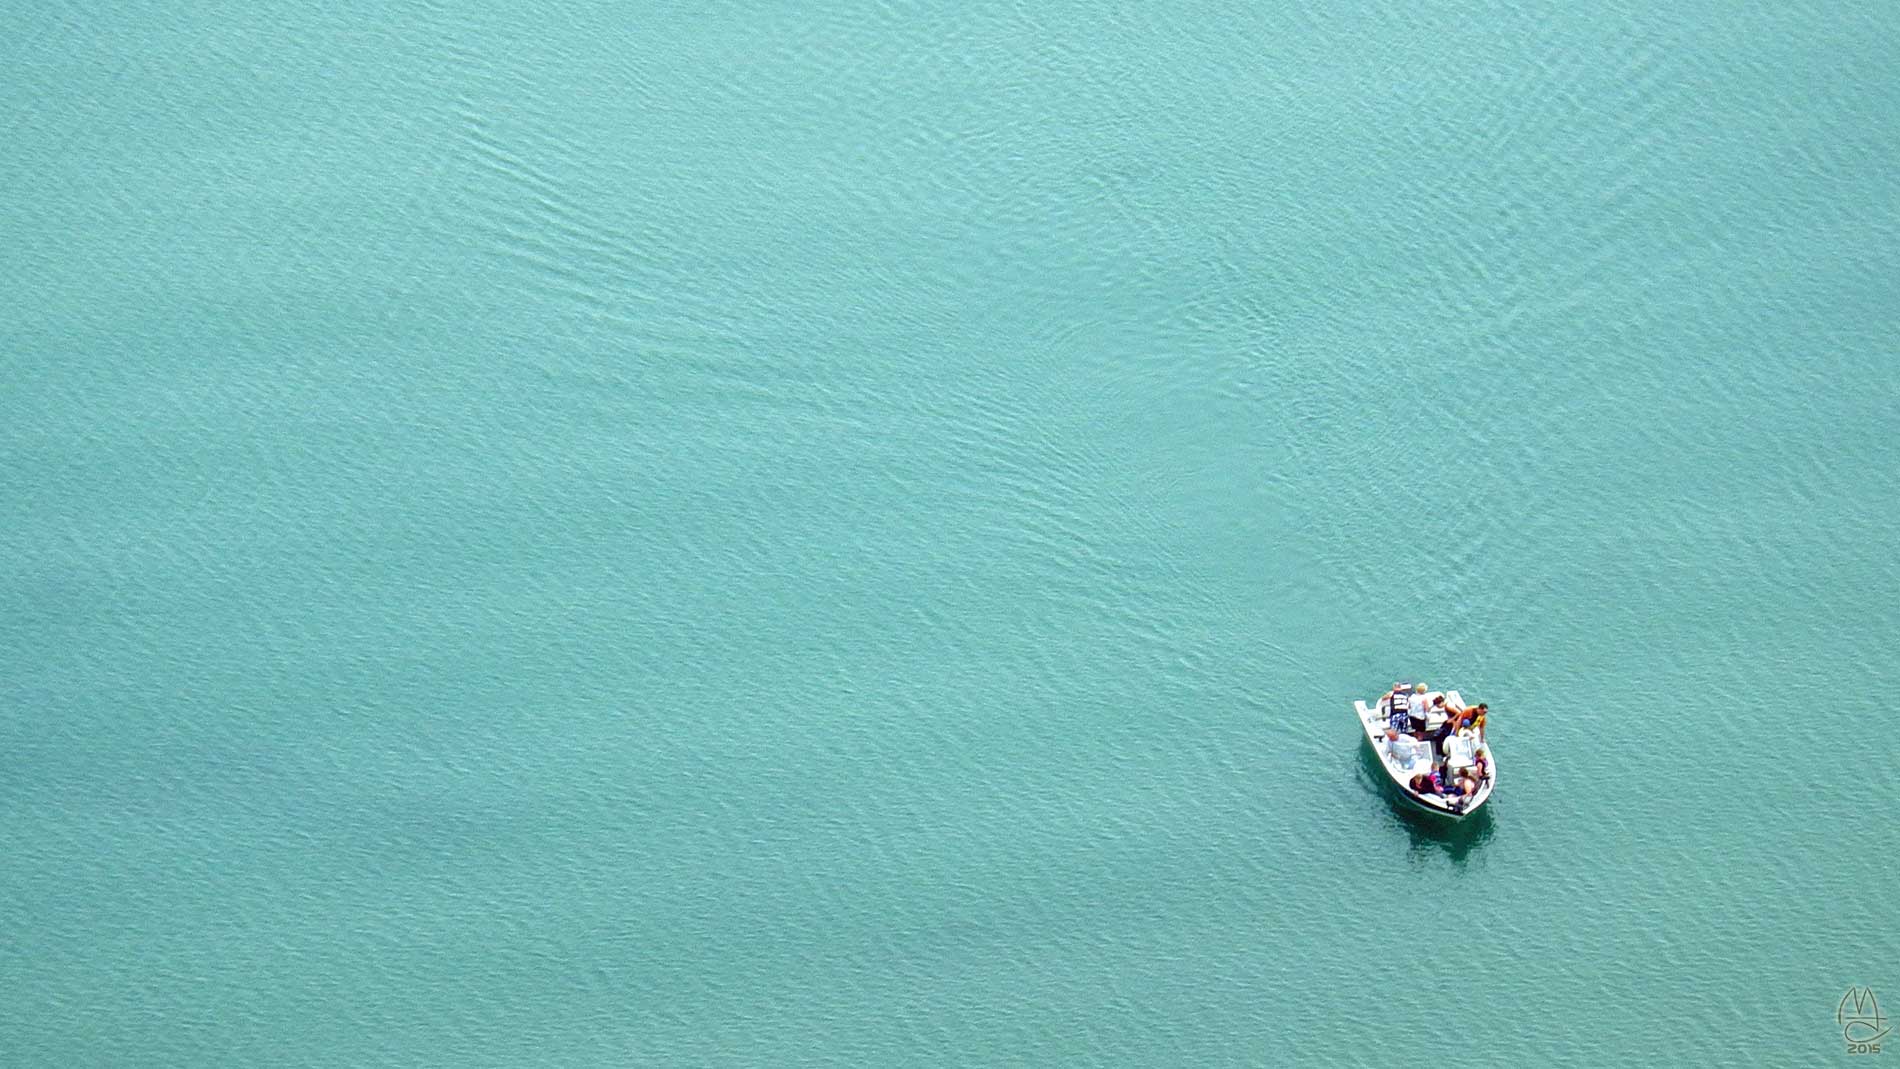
[{"x1": 1355, "y1": 688, "x2": 1495, "y2": 819}]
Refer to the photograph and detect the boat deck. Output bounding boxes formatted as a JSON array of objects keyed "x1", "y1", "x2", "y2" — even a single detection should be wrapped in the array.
[{"x1": 1355, "y1": 688, "x2": 1495, "y2": 816}]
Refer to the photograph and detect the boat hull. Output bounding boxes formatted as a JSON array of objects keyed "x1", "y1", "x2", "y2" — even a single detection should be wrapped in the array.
[{"x1": 1354, "y1": 692, "x2": 1494, "y2": 820}]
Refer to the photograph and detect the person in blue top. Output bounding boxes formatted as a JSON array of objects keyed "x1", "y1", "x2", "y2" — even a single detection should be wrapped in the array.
[{"x1": 1431, "y1": 764, "x2": 1475, "y2": 797}]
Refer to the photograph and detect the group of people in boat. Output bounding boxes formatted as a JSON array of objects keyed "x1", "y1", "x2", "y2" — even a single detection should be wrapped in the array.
[{"x1": 1380, "y1": 681, "x2": 1490, "y2": 808}]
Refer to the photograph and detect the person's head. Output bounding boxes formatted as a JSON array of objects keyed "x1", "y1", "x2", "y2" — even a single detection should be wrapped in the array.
[
  {"x1": 1476, "y1": 704, "x2": 1487, "y2": 712},
  {"x1": 1431, "y1": 695, "x2": 1446, "y2": 708},
  {"x1": 1385, "y1": 728, "x2": 1399, "y2": 742},
  {"x1": 1415, "y1": 682, "x2": 1428, "y2": 694}
]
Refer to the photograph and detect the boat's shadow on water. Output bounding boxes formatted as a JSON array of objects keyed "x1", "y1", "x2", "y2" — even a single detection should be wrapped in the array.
[{"x1": 1352, "y1": 741, "x2": 1497, "y2": 865}]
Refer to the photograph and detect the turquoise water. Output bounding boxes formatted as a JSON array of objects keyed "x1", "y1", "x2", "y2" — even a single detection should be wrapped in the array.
[{"x1": 4, "y1": 1, "x2": 1898, "y2": 1064}]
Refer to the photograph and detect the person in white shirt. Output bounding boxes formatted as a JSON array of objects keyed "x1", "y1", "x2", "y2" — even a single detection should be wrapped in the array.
[{"x1": 1405, "y1": 682, "x2": 1430, "y2": 735}]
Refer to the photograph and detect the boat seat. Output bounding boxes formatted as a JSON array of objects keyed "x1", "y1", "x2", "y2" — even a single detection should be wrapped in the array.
[
  {"x1": 1444, "y1": 733, "x2": 1477, "y2": 770},
  {"x1": 1388, "y1": 735, "x2": 1432, "y2": 775}
]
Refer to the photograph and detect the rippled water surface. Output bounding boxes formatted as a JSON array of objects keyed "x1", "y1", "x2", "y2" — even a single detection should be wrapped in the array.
[{"x1": 4, "y1": 1, "x2": 1898, "y2": 1064}]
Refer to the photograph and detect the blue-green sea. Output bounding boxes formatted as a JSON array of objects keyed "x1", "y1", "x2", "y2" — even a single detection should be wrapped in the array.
[{"x1": 4, "y1": 2, "x2": 1898, "y2": 1065}]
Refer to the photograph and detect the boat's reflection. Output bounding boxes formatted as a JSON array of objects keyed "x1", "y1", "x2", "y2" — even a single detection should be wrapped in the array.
[{"x1": 1353, "y1": 741, "x2": 1497, "y2": 865}]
